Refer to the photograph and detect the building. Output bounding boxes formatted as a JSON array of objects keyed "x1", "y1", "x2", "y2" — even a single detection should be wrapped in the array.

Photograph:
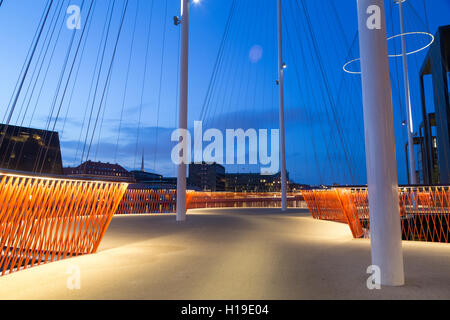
[
  {"x1": 64, "y1": 160, "x2": 135, "y2": 182},
  {"x1": 224, "y1": 172, "x2": 289, "y2": 192},
  {"x1": 130, "y1": 171, "x2": 181, "y2": 189},
  {"x1": 405, "y1": 136, "x2": 425, "y2": 184},
  {"x1": 290, "y1": 183, "x2": 313, "y2": 191},
  {"x1": 417, "y1": 25, "x2": 450, "y2": 184},
  {"x1": 0, "y1": 124, "x2": 63, "y2": 175},
  {"x1": 131, "y1": 170, "x2": 163, "y2": 184},
  {"x1": 188, "y1": 162, "x2": 225, "y2": 191}
]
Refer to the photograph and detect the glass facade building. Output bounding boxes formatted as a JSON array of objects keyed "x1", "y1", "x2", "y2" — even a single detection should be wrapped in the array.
[{"x1": 0, "y1": 124, "x2": 63, "y2": 175}]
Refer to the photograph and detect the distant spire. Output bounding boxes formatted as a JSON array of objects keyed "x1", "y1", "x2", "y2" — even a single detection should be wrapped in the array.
[{"x1": 141, "y1": 149, "x2": 145, "y2": 172}]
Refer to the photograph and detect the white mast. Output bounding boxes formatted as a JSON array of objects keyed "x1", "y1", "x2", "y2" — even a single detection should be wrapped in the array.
[
  {"x1": 396, "y1": 0, "x2": 417, "y2": 185},
  {"x1": 176, "y1": 0, "x2": 190, "y2": 222},
  {"x1": 277, "y1": 0, "x2": 287, "y2": 211},
  {"x1": 357, "y1": 0, "x2": 404, "y2": 286}
]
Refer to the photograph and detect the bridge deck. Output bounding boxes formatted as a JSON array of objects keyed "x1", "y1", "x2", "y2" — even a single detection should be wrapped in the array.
[{"x1": 0, "y1": 208, "x2": 450, "y2": 300}]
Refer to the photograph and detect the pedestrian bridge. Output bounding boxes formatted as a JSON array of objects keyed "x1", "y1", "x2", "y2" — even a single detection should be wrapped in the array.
[
  {"x1": 1, "y1": 208, "x2": 450, "y2": 300},
  {"x1": 0, "y1": 171, "x2": 449, "y2": 288}
]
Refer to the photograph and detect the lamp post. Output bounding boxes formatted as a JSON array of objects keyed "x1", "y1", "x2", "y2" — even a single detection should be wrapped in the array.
[
  {"x1": 277, "y1": 0, "x2": 287, "y2": 212},
  {"x1": 357, "y1": 0, "x2": 404, "y2": 286}
]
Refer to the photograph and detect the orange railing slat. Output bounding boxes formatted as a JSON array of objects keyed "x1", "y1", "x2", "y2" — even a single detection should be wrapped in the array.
[
  {"x1": 302, "y1": 186, "x2": 450, "y2": 243},
  {"x1": 0, "y1": 173, "x2": 127, "y2": 276}
]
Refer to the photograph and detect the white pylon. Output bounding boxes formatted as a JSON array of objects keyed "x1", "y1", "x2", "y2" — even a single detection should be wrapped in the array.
[
  {"x1": 395, "y1": 0, "x2": 417, "y2": 185},
  {"x1": 277, "y1": 0, "x2": 287, "y2": 212},
  {"x1": 176, "y1": 0, "x2": 189, "y2": 222},
  {"x1": 357, "y1": 0, "x2": 404, "y2": 286}
]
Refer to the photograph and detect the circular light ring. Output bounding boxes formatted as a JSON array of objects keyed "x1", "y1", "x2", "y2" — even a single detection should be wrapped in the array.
[
  {"x1": 386, "y1": 31, "x2": 435, "y2": 57},
  {"x1": 342, "y1": 31, "x2": 435, "y2": 75},
  {"x1": 343, "y1": 58, "x2": 362, "y2": 75}
]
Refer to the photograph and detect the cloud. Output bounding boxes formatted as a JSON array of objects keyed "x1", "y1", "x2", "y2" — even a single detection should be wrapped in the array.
[{"x1": 61, "y1": 125, "x2": 177, "y2": 175}]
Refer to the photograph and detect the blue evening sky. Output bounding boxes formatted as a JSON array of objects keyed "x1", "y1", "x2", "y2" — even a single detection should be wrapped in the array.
[{"x1": 0, "y1": 0, "x2": 449, "y2": 185}]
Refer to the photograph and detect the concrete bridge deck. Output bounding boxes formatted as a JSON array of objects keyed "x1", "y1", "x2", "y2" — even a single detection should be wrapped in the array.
[{"x1": 1, "y1": 208, "x2": 450, "y2": 300}]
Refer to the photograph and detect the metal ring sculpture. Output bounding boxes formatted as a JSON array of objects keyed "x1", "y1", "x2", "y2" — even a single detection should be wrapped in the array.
[{"x1": 343, "y1": 31, "x2": 435, "y2": 75}]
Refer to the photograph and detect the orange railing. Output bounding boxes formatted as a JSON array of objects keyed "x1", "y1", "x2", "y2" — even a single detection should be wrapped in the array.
[
  {"x1": 187, "y1": 192, "x2": 305, "y2": 209},
  {"x1": 0, "y1": 172, "x2": 127, "y2": 276},
  {"x1": 114, "y1": 189, "x2": 306, "y2": 214},
  {"x1": 302, "y1": 186, "x2": 450, "y2": 243},
  {"x1": 3, "y1": 175, "x2": 447, "y2": 278},
  {"x1": 115, "y1": 188, "x2": 177, "y2": 214}
]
